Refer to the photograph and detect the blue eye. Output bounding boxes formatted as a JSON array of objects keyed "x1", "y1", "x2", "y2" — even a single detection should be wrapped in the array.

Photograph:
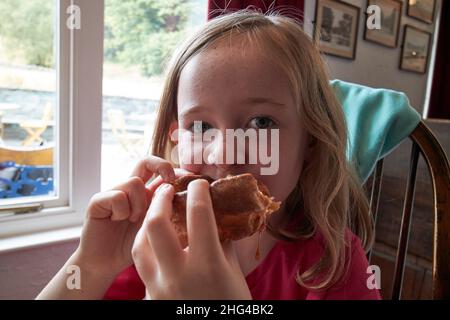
[
  {"x1": 249, "y1": 117, "x2": 275, "y2": 129},
  {"x1": 189, "y1": 121, "x2": 213, "y2": 133}
]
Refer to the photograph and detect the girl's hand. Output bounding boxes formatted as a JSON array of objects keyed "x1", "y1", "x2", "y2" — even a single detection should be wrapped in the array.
[
  {"x1": 132, "y1": 179, "x2": 252, "y2": 300},
  {"x1": 75, "y1": 156, "x2": 190, "y2": 278}
]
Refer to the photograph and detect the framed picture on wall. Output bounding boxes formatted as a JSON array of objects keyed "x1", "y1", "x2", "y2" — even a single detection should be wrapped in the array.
[
  {"x1": 407, "y1": 0, "x2": 436, "y2": 24},
  {"x1": 364, "y1": 0, "x2": 402, "y2": 48},
  {"x1": 314, "y1": 0, "x2": 360, "y2": 60},
  {"x1": 400, "y1": 25, "x2": 432, "y2": 74}
]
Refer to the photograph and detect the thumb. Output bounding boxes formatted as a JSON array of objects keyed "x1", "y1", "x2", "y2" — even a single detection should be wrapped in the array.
[{"x1": 132, "y1": 224, "x2": 157, "y2": 285}]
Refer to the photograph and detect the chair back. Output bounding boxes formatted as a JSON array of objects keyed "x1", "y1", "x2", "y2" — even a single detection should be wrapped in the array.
[{"x1": 368, "y1": 121, "x2": 450, "y2": 299}]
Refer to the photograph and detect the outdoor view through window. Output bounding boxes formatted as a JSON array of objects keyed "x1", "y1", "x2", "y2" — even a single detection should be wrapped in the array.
[
  {"x1": 0, "y1": 0, "x2": 56, "y2": 203},
  {"x1": 0, "y1": 0, "x2": 207, "y2": 204},
  {"x1": 101, "y1": 0, "x2": 207, "y2": 190}
]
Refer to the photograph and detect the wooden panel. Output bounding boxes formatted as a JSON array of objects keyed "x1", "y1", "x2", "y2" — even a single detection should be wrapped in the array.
[{"x1": 370, "y1": 243, "x2": 432, "y2": 299}]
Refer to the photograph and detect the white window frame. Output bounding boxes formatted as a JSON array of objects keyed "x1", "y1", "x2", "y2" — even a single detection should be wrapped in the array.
[{"x1": 0, "y1": 0, "x2": 104, "y2": 240}]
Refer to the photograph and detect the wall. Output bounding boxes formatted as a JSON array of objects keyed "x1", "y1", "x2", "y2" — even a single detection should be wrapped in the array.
[
  {"x1": 303, "y1": 0, "x2": 442, "y2": 115},
  {"x1": 0, "y1": 240, "x2": 78, "y2": 299}
]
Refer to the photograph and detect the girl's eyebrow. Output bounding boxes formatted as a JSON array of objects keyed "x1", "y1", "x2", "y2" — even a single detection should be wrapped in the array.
[
  {"x1": 179, "y1": 97, "x2": 285, "y2": 119},
  {"x1": 241, "y1": 97, "x2": 286, "y2": 107},
  {"x1": 178, "y1": 105, "x2": 205, "y2": 120}
]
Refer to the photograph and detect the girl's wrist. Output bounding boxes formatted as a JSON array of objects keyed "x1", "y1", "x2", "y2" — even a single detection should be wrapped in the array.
[
  {"x1": 71, "y1": 248, "x2": 121, "y2": 281},
  {"x1": 36, "y1": 249, "x2": 120, "y2": 299}
]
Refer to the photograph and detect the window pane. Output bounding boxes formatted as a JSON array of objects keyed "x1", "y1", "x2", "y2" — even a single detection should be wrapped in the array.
[
  {"x1": 102, "y1": 0, "x2": 207, "y2": 190},
  {"x1": 0, "y1": 0, "x2": 57, "y2": 202}
]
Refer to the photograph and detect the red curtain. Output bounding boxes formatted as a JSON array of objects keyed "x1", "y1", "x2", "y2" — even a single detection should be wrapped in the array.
[
  {"x1": 207, "y1": 0, "x2": 304, "y2": 21},
  {"x1": 428, "y1": 1, "x2": 450, "y2": 120}
]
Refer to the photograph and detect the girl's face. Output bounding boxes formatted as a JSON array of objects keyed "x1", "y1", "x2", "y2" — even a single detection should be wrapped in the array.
[{"x1": 174, "y1": 40, "x2": 310, "y2": 205}]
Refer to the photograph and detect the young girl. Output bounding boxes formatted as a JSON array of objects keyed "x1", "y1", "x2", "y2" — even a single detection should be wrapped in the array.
[{"x1": 37, "y1": 11, "x2": 381, "y2": 300}]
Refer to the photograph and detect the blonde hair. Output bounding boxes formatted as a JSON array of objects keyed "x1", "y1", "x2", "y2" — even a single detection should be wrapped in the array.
[{"x1": 151, "y1": 10, "x2": 374, "y2": 291}]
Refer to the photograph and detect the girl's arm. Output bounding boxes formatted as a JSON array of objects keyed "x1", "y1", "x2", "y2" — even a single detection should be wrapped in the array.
[
  {"x1": 36, "y1": 157, "x2": 183, "y2": 300},
  {"x1": 36, "y1": 250, "x2": 117, "y2": 300}
]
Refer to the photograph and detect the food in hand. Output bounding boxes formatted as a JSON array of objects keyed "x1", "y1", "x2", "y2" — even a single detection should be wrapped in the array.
[{"x1": 170, "y1": 173, "x2": 281, "y2": 248}]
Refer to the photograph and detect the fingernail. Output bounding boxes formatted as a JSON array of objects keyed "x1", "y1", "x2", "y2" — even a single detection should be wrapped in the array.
[{"x1": 156, "y1": 183, "x2": 171, "y2": 194}]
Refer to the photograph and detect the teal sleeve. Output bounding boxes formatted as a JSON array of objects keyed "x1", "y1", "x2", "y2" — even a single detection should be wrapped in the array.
[{"x1": 330, "y1": 79, "x2": 421, "y2": 183}]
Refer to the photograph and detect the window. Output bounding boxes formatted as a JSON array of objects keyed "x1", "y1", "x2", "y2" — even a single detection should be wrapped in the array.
[
  {"x1": 0, "y1": 0, "x2": 59, "y2": 204},
  {"x1": 101, "y1": 0, "x2": 207, "y2": 190},
  {"x1": 0, "y1": 0, "x2": 100, "y2": 239},
  {"x1": 0, "y1": 0, "x2": 207, "y2": 240}
]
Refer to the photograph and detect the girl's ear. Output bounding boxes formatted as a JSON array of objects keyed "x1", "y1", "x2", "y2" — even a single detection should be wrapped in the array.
[{"x1": 169, "y1": 121, "x2": 178, "y2": 143}]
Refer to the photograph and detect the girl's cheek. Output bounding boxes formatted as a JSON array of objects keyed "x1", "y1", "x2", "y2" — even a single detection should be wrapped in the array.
[{"x1": 176, "y1": 136, "x2": 205, "y2": 173}]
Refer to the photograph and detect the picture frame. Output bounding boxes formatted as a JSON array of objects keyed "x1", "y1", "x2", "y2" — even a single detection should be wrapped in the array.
[
  {"x1": 406, "y1": 0, "x2": 436, "y2": 24},
  {"x1": 399, "y1": 25, "x2": 432, "y2": 74},
  {"x1": 364, "y1": 0, "x2": 402, "y2": 48},
  {"x1": 314, "y1": 0, "x2": 360, "y2": 60}
]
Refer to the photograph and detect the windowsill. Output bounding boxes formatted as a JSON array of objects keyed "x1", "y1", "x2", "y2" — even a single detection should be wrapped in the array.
[{"x1": 0, "y1": 225, "x2": 82, "y2": 254}]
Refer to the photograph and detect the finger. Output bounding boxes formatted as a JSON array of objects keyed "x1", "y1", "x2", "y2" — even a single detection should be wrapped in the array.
[
  {"x1": 222, "y1": 240, "x2": 241, "y2": 271},
  {"x1": 132, "y1": 223, "x2": 157, "y2": 284},
  {"x1": 88, "y1": 190, "x2": 131, "y2": 221},
  {"x1": 146, "y1": 168, "x2": 195, "y2": 194},
  {"x1": 146, "y1": 183, "x2": 184, "y2": 274},
  {"x1": 130, "y1": 156, "x2": 176, "y2": 183},
  {"x1": 186, "y1": 179, "x2": 221, "y2": 259},
  {"x1": 113, "y1": 177, "x2": 149, "y2": 223}
]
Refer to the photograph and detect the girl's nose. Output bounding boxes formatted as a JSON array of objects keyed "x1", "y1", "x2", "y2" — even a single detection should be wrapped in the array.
[
  {"x1": 205, "y1": 134, "x2": 227, "y2": 165},
  {"x1": 204, "y1": 132, "x2": 246, "y2": 171}
]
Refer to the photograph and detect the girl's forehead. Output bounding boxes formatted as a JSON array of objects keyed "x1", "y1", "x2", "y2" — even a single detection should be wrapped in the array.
[
  {"x1": 177, "y1": 49, "x2": 295, "y2": 120},
  {"x1": 194, "y1": 39, "x2": 269, "y2": 67},
  {"x1": 176, "y1": 34, "x2": 297, "y2": 117},
  {"x1": 179, "y1": 43, "x2": 289, "y2": 95}
]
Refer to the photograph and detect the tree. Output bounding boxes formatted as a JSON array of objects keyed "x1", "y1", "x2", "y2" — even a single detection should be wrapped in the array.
[
  {"x1": 105, "y1": 0, "x2": 198, "y2": 77},
  {"x1": 0, "y1": 0, "x2": 203, "y2": 76},
  {"x1": 0, "y1": 0, "x2": 54, "y2": 68}
]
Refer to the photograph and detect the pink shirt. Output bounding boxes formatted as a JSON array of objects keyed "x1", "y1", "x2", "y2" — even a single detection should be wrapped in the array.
[
  {"x1": 104, "y1": 229, "x2": 381, "y2": 300},
  {"x1": 246, "y1": 230, "x2": 382, "y2": 300}
]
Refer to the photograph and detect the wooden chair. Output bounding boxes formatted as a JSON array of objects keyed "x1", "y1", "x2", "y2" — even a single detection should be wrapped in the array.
[
  {"x1": 367, "y1": 121, "x2": 450, "y2": 299},
  {"x1": 20, "y1": 103, "x2": 53, "y2": 147},
  {"x1": 107, "y1": 109, "x2": 144, "y2": 158}
]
